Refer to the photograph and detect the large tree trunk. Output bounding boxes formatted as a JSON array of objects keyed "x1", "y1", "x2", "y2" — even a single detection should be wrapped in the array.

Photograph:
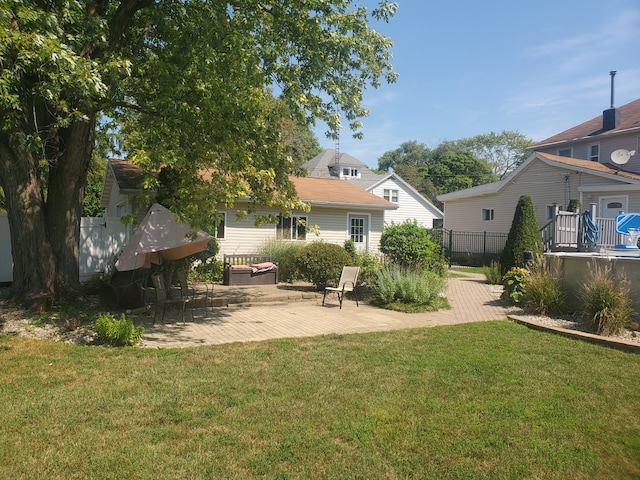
[
  {"x1": 0, "y1": 139, "x2": 57, "y2": 306},
  {"x1": 46, "y1": 118, "x2": 96, "y2": 298},
  {"x1": 0, "y1": 116, "x2": 95, "y2": 307}
]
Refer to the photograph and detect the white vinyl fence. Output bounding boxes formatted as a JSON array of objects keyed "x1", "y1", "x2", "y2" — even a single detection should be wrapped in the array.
[{"x1": 0, "y1": 214, "x2": 128, "y2": 283}]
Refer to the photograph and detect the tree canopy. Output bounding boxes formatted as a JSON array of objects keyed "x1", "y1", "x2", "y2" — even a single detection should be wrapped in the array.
[
  {"x1": 377, "y1": 140, "x2": 496, "y2": 209},
  {"x1": 0, "y1": 0, "x2": 398, "y2": 304},
  {"x1": 457, "y1": 130, "x2": 534, "y2": 179}
]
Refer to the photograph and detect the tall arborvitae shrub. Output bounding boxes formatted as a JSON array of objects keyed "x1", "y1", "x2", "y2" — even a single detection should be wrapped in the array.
[{"x1": 500, "y1": 195, "x2": 543, "y2": 275}]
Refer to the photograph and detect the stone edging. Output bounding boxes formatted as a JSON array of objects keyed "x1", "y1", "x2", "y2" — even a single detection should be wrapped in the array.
[{"x1": 508, "y1": 315, "x2": 640, "y2": 354}]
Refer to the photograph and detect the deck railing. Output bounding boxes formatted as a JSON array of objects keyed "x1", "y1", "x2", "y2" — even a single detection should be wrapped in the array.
[{"x1": 437, "y1": 212, "x2": 629, "y2": 267}]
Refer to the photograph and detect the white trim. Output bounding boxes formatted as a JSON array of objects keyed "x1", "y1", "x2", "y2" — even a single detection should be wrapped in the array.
[
  {"x1": 347, "y1": 212, "x2": 371, "y2": 250},
  {"x1": 588, "y1": 142, "x2": 600, "y2": 161},
  {"x1": 579, "y1": 184, "x2": 640, "y2": 192}
]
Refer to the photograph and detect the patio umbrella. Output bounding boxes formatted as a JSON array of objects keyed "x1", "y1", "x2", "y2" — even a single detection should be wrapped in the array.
[{"x1": 115, "y1": 203, "x2": 213, "y2": 272}]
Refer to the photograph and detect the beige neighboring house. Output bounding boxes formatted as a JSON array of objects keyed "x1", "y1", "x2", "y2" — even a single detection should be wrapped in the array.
[
  {"x1": 100, "y1": 160, "x2": 397, "y2": 256},
  {"x1": 303, "y1": 149, "x2": 443, "y2": 228},
  {"x1": 438, "y1": 97, "x2": 640, "y2": 241},
  {"x1": 438, "y1": 152, "x2": 640, "y2": 233}
]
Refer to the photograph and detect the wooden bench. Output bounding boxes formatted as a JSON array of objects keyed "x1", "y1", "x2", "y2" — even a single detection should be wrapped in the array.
[{"x1": 222, "y1": 254, "x2": 279, "y2": 286}]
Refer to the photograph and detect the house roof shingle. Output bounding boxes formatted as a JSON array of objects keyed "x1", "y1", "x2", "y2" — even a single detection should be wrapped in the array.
[
  {"x1": 289, "y1": 176, "x2": 396, "y2": 209},
  {"x1": 533, "y1": 98, "x2": 640, "y2": 148},
  {"x1": 102, "y1": 159, "x2": 396, "y2": 210},
  {"x1": 109, "y1": 159, "x2": 147, "y2": 190}
]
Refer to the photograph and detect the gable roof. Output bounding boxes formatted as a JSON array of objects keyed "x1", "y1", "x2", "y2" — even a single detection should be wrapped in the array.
[
  {"x1": 367, "y1": 172, "x2": 444, "y2": 216},
  {"x1": 304, "y1": 148, "x2": 443, "y2": 214},
  {"x1": 532, "y1": 98, "x2": 640, "y2": 148},
  {"x1": 100, "y1": 159, "x2": 147, "y2": 207},
  {"x1": 437, "y1": 151, "x2": 640, "y2": 202},
  {"x1": 303, "y1": 148, "x2": 382, "y2": 186},
  {"x1": 101, "y1": 159, "x2": 396, "y2": 210},
  {"x1": 289, "y1": 176, "x2": 397, "y2": 210}
]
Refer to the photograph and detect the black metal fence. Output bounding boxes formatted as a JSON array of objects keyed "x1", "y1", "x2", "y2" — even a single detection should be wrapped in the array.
[{"x1": 427, "y1": 229, "x2": 508, "y2": 267}]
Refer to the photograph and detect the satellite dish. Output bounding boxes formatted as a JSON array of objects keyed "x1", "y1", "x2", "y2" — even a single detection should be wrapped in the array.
[{"x1": 610, "y1": 149, "x2": 635, "y2": 165}]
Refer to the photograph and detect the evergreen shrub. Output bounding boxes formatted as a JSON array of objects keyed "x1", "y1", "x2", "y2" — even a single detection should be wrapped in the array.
[{"x1": 500, "y1": 195, "x2": 543, "y2": 275}]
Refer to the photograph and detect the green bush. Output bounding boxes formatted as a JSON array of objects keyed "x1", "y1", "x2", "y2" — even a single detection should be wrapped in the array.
[
  {"x1": 352, "y1": 249, "x2": 384, "y2": 285},
  {"x1": 380, "y1": 220, "x2": 446, "y2": 275},
  {"x1": 294, "y1": 242, "x2": 352, "y2": 290},
  {"x1": 482, "y1": 261, "x2": 502, "y2": 285},
  {"x1": 94, "y1": 313, "x2": 144, "y2": 347},
  {"x1": 373, "y1": 266, "x2": 445, "y2": 311},
  {"x1": 500, "y1": 195, "x2": 543, "y2": 275},
  {"x1": 580, "y1": 263, "x2": 633, "y2": 336},
  {"x1": 81, "y1": 273, "x2": 112, "y2": 295},
  {"x1": 189, "y1": 239, "x2": 222, "y2": 282},
  {"x1": 344, "y1": 239, "x2": 357, "y2": 259},
  {"x1": 521, "y1": 268, "x2": 567, "y2": 315},
  {"x1": 259, "y1": 238, "x2": 305, "y2": 283},
  {"x1": 502, "y1": 267, "x2": 529, "y2": 304}
]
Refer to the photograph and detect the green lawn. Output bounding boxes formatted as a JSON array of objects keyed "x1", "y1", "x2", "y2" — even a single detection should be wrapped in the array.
[{"x1": 1, "y1": 321, "x2": 639, "y2": 479}]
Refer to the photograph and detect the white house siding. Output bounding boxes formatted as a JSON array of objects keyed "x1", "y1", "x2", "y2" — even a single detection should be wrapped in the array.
[
  {"x1": 443, "y1": 160, "x2": 624, "y2": 234},
  {"x1": 370, "y1": 177, "x2": 440, "y2": 228},
  {"x1": 307, "y1": 206, "x2": 386, "y2": 251},
  {"x1": 216, "y1": 205, "x2": 387, "y2": 255},
  {"x1": 217, "y1": 210, "x2": 278, "y2": 254}
]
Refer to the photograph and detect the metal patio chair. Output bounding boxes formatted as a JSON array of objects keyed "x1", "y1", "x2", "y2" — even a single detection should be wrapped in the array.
[{"x1": 322, "y1": 266, "x2": 360, "y2": 309}]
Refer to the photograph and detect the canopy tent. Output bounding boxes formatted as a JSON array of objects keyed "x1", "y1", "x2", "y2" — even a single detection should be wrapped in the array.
[{"x1": 115, "y1": 203, "x2": 213, "y2": 272}]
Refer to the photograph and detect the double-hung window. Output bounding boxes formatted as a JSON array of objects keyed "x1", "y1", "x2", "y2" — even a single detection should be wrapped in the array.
[
  {"x1": 341, "y1": 167, "x2": 360, "y2": 179},
  {"x1": 589, "y1": 144, "x2": 600, "y2": 162},
  {"x1": 383, "y1": 189, "x2": 399, "y2": 203},
  {"x1": 277, "y1": 215, "x2": 307, "y2": 240}
]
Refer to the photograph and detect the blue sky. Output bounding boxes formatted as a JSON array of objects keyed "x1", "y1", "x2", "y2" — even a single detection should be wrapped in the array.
[{"x1": 313, "y1": 0, "x2": 640, "y2": 168}]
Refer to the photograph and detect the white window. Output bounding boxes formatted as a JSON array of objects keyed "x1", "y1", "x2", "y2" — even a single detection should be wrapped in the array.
[
  {"x1": 589, "y1": 144, "x2": 600, "y2": 161},
  {"x1": 215, "y1": 212, "x2": 226, "y2": 239},
  {"x1": 558, "y1": 148, "x2": 573, "y2": 157},
  {"x1": 277, "y1": 215, "x2": 307, "y2": 240},
  {"x1": 350, "y1": 216, "x2": 365, "y2": 243},
  {"x1": 340, "y1": 167, "x2": 360, "y2": 179},
  {"x1": 383, "y1": 189, "x2": 399, "y2": 203},
  {"x1": 482, "y1": 209, "x2": 494, "y2": 221}
]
